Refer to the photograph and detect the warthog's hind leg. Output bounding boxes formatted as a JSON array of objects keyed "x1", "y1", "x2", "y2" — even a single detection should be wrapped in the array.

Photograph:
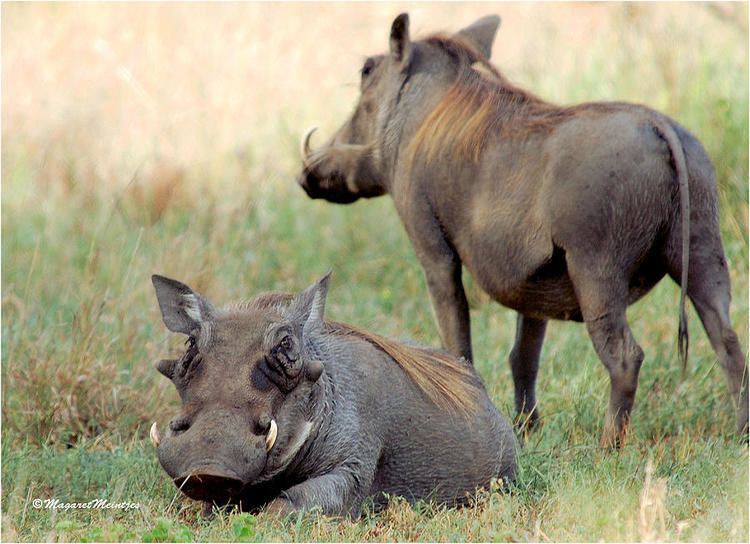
[
  {"x1": 585, "y1": 308, "x2": 644, "y2": 448},
  {"x1": 567, "y1": 260, "x2": 644, "y2": 448},
  {"x1": 667, "y1": 244, "x2": 749, "y2": 437}
]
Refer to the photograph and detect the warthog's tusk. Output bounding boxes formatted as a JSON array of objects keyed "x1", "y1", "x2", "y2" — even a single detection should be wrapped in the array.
[
  {"x1": 301, "y1": 127, "x2": 317, "y2": 164},
  {"x1": 150, "y1": 422, "x2": 161, "y2": 448},
  {"x1": 266, "y1": 419, "x2": 278, "y2": 451}
]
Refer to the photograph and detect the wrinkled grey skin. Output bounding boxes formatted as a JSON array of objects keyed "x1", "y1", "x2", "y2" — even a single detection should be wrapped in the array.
[
  {"x1": 151, "y1": 273, "x2": 516, "y2": 516},
  {"x1": 296, "y1": 13, "x2": 748, "y2": 446}
]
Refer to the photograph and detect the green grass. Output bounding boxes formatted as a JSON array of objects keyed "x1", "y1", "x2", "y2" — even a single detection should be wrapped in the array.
[{"x1": 2, "y1": 4, "x2": 748, "y2": 542}]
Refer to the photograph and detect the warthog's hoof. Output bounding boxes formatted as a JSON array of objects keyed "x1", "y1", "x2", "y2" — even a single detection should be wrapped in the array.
[
  {"x1": 514, "y1": 410, "x2": 540, "y2": 440},
  {"x1": 265, "y1": 497, "x2": 295, "y2": 518},
  {"x1": 201, "y1": 502, "x2": 215, "y2": 519},
  {"x1": 599, "y1": 421, "x2": 629, "y2": 449}
]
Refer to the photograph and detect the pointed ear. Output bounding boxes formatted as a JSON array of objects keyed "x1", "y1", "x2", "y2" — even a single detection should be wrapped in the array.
[
  {"x1": 151, "y1": 274, "x2": 215, "y2": 335},
  {"x1": 389, "y1": 13, "x2": 411, "y2": 66},
  {"x1": 284, "y1": 272, "x2": 331, "y2": 335},
  {"x1": 457, "y1": 15, "x2": 501, "y2": 59}
]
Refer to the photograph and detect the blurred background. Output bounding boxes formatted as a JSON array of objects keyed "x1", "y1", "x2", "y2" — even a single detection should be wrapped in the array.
[
  {"x1": 4, "y1": 3, "x2": 747, "y2": 206},
  {"x1": 2, "y1": 3, "x2": 748, "y2": 541}
]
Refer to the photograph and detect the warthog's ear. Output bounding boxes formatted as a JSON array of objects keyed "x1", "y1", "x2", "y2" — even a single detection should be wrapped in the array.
[
  {"x1": 285, "y1": 271, "x2": 332, "y2": 336},
  {"x1": 151, "y1": 274, "x2": 215, "y2": 335},
  {"x1": 389, "y1": 13, "x2": 411, "y2": 66},
  {"x1": 457, "y1": 15, "x2": 501, "y2": 59},
  {"x1": 266, "y1": 273, "x2": 330, "y2": 391}
]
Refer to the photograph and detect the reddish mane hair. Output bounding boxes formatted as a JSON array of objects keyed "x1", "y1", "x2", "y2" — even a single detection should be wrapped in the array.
[{"x1": 409, "y1": 35, "x2": 618, "y2": 163}]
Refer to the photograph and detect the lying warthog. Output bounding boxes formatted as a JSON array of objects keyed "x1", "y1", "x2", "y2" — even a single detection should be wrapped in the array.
[
  {"x1": 150, "y1": 273, "x2": 516, "y2": 515},
  {"x1": 296, "y1": 13, "x2": 748, "y2": 445}
]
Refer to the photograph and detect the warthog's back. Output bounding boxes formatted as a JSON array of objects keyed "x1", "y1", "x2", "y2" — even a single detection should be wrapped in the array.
[{"x1": 318, "y1": 324, "x2": 516, "y2": 506}]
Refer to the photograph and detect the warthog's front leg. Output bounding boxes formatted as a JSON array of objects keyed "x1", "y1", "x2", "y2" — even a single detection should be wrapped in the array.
[
  {"x1": 404, "y1": 210, "x2": 473, "y2": 363},
  {"x1": 423, "y1": 260, "x2": 473, "y2": 364},
  {"x1": 266, "y1": 465, "x2": 376, "y2": 517}
]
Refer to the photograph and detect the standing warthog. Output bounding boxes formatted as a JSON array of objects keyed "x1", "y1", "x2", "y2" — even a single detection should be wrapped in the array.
[
  {"x1": 296, "y1": 13, "x2": 748, "y2": 446},
  {"x1": 149, "y1": 273, "x2": 516, "y2": 516}
]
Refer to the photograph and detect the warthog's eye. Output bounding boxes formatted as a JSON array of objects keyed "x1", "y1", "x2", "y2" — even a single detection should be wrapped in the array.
[
  {"x1": 361, "y1": 57, "x2": 376, "y2": 79},
  {"x1": 280, "y1": 335, "x2": 292, "y2": 351}
]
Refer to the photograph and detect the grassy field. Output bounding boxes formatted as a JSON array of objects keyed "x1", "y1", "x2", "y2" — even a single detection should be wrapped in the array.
[{"x1": 2, "y1": 3, "x2": 748, "y2": 542}]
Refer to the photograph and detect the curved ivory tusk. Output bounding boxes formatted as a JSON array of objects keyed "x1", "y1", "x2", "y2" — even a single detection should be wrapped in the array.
[
  {"x1": 265, "y1": 419, "x2": 278, "y2": 452},
  {"x1": 150, "y1": 422, "x2": 161, "y2": 448},
  {"x1": 300, "y1": 127, "x2": 317, "y2": 164}
]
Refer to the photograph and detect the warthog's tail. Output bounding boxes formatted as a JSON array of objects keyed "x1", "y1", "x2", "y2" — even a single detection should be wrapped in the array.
[
  {"x1": 328, "y1": 322, "x2": 484, "y2": 419},
  {"x1": 654, "y1": 120, "x2": 690, "y2": 373}
]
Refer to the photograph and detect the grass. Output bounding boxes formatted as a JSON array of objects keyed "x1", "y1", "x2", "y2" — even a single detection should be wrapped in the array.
[{"x1": 2, "y1": 3, "x2": 748, "y2": 542}]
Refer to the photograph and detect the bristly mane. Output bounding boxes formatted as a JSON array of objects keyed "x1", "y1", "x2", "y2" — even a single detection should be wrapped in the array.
[
  {"x1": 409, "y1": 34, "x2": 613, "y2": 164},
  {"x1": 240, "y1": 292, "x2": 484, "y2": 418},
  {"x1": 325, "y1": 322, "x2": 483, "y2": 418},
  {"x1": 224, "y1": 293, "x2": 294, "y2": 315}
]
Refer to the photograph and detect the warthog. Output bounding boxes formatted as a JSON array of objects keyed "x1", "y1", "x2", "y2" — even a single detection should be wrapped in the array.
[
  {"x1": 149, "y1": 273, "x2": 516, "y2": 516},
  {"x1": 296, "y1": 13, "x2": 748, "y2": 445}
]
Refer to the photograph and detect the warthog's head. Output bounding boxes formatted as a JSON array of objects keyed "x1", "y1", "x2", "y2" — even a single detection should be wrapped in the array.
[
  {"x1": 297, "y1": 12, "x2": 500, "y2": 203},
  {"x1": 150, "y1": 274, "x2": 329, "y2": 505}
]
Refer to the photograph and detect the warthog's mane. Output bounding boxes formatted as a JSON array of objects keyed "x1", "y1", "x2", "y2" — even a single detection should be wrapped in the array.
[
  {"x1": 233, "y1": 292, "x2": 484, "y2": 418},
  {"x1": 409, "y1": 34, "x2": 620, "y2": 163},
  {"x1": 223, "y1": 293, "x2": 294, "y2": 315}
]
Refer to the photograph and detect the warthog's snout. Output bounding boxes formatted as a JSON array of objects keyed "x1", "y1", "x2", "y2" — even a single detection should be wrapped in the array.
[
  {"x1": 296, "y1": 167, "x2": 359, "y2": 204},
  {"x1": 174, "y1": 466, "x2": 244, "y2": 503},
  {"x1": 296, "y1": 168, "x2": 319, "y2": 199},
  {"x1": 151, "y1": 411, "x2": 276, "y2": 503},
  {"x1": 296, "y1": 127, "x2": 362, "y2": 204}
]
